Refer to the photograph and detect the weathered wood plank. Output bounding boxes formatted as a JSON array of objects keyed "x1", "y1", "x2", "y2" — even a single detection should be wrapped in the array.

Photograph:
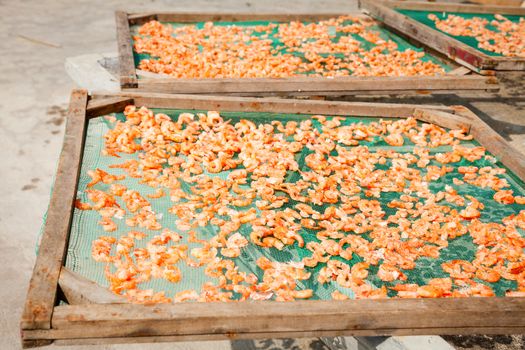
[
  {"x1": 115, "y1": 11, "x2": 137, "y2": 88},
  {"x1": 128, "y1": 88, "x2": 498, "y2": 97},
  {"x1": 37, "y1": 297, "x2": 525, "y2": 339},
  {"x1": 20, "y1": 90, "x2": 89, "y2": 330},
  {"x1": 153, "y1": 12, "x2": 361, "y2": 22},
  {"x1": 414, "y1": 108, "x2": 473, "y2": 132},
  {"x1": 59, "y1": 267, "x2": 127, "y2": 305},
  {"x1": 92, "y1": 91, "x2": 455, "y2": 117},
  {"x1": 86, "y1": 97, "x2": 134, "y2": 118},
  {"x1": 127, "y1": 12, "x2": 373, "y2": 25},
  {"x1": 22, "y1": 326, "x2": 525, "y2": 345},
  {"x1": 135, "y1": 75, "x2": 498, "y2": 94}
]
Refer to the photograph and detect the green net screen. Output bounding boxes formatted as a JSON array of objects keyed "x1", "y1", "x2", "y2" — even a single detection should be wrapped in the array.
[
  {"x1": 130, "y1": 19, "x2": 453, "y2": 77},
  {"x1": 65, "y1": 109, "x2": 525, "y2": 301}
]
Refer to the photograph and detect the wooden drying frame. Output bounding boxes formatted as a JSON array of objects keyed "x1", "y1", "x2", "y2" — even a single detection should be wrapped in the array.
[
  {"x1": 21, "y1": 89, "x2": 525, "y2": 348},
  {"x1": 115, "y1": 11, "x2": 499, "y2": 96},
  {"x1": 360, "y1": 0, "x2": 525, "y2": 73}
]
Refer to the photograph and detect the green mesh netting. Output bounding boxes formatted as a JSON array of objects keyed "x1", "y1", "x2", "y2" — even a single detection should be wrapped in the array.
[
  {"x1": 129, "y1": 19, "x2": 453, "y2": 77},
  {"x1": 64, "y1": 109, "x2": 525, "y2": 300},
  {"x1": 397, "y1": 9, "x2": 525, "y2": 57}
]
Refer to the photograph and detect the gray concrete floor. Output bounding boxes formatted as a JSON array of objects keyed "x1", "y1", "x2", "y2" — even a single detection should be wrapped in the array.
[{"x1": 1, "y1": 1, "x2": 524, "y2": 349}]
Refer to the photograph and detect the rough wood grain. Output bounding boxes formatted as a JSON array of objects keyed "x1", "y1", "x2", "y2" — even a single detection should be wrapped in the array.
[
  {"x1": 59, "y1": 268, "x2": 127, "y2": 305},
  {"x1": 154, "y1": 12, "x2": 355, "y2": 22},
  {"x1": 92, "y1": 91, "x2": 455, "y2": 117},
  {"x1": 129, "y1": 88, "x2": 499, "y2": 97},
  {"x1": 115, "y1": 11, "x2": 137, "y2": 88},
  {"x1": 22, "y1": 325, "x2": 525, "y2": 347},
  {"x1": 134, "y1": 75, "x2": 498, "y2": 94},
  {"x1": 28, "y1": 297, "x2": 525, "y2": 340},
  {"x1": 43, "y1": 326, "x2": 525, "y2": 346},
  {"x1": 414, "y1": 108, "x2": 473, "y2": 132},
  {"x1": 126, "y1": 13, "x2": 372, "y2": 25},
  {"x1": 20, "y1": 90, "x2": 89, "y2": 330}
]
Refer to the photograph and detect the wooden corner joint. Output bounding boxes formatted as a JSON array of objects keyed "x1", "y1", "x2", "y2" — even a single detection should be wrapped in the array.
[{"x1": 20, "y1": 304, "x2": 54, "y2": 348}]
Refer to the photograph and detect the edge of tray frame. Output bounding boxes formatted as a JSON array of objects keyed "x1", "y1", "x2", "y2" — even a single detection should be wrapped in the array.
[
  {"x1": 92, "y1": 91, "x2": 456, "y2": 116},
  {"x1": 129, "y1": 12, "x2": 363, "y2": 24},
  {"x1": 21, "y1": 90, "x2": 525, "y2": 347},
  {"x1": 116, "y1": 11, "x2": 500, "y2": 94},
  {"x1": 359, "y1": 0, "x2": 525, "y2": 72},
  {"x1": 116, "y1": 11, "x2": 138, "y2": 88},
  {"x1": 131, "y1": 75, "x2": 499, "y2": 95},
  {"x1": 20, "y1": 89, "x2": 89, "y2": 347},
  {"x1": 21, "y1": 298, "x2": 525, "y2": 344}
]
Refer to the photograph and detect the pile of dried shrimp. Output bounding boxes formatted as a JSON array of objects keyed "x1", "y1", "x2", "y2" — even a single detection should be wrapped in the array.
[
  {"x1": 133, "y1": 16, "x2": 445, "y2": 78},
  {"x1": 77, "y1": 106, "x2": 525, "y2": 304},
  {"x1": 428, "y1": 13, "x2": 525, "y2": 57}
]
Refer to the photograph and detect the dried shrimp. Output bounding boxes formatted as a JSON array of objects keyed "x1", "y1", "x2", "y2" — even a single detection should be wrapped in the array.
[
  {"x1": 77, "y1": 106, "x2": 525, "y2": 303},
  {"x1": 133, "y1": 16, "x2": 445, "y2": 78},
  {"x1": 428, "y1": 13, "x2": 525, "y2": 57}
]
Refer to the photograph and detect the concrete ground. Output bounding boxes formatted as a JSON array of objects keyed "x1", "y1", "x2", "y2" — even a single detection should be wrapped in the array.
[{"x1": 0, "y1": 0, "x2": 524, "y2": 349}]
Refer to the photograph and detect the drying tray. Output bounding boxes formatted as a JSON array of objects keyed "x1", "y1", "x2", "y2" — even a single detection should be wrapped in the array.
[
  {"x1": 115, "y1": 11, "x2": 498, "y2": 96},
  {"x1": 21, "y1": 90, "x2": 525, "y2": 348}
]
